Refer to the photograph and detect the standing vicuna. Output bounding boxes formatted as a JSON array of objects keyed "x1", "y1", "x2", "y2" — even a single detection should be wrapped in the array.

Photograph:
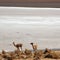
[
  {"x1": 30, "y1": 42, "x2": 37, "y2": 51},
  {"x1": 13, "y1": 42, "x2": 23, "y2": 51}
]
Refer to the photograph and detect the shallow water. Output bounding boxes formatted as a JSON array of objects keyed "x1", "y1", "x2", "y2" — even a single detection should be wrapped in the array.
[{"x1": 0, "y1": 16, "x2": 60, "y2": 51}]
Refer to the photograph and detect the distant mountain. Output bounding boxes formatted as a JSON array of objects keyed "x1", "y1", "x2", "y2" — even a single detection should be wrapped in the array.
[{"x1": 0, "y1": 0, "x2": 60, "y2": 3}]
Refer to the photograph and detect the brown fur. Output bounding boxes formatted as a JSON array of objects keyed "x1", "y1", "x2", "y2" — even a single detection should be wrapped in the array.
[{"x1": 13, "y1": 42, "x2": 23, "y2": 51}]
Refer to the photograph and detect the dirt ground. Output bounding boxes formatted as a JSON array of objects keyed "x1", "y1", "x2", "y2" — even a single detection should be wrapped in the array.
[{"x1": 0, "y1": 50, "x2": 60, "y2": 60}]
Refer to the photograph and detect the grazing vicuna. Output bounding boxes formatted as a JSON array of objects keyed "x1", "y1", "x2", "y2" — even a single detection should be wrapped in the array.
[
  {"x1": 30, "y1": 43, "x2": 37, "y2": 51},
  {"x1": 13, "y1": 42, "x2": 23, "y2": 51}
]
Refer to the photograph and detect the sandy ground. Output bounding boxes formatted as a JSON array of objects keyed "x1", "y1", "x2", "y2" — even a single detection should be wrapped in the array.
[{"x1": 0, "y1": 50, "x2": 60, "y2": 60}]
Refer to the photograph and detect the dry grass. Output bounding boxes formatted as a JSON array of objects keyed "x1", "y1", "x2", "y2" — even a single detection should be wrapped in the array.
[{"x1": 0, "y1": 42, "x2": 60, "y2": 60}]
